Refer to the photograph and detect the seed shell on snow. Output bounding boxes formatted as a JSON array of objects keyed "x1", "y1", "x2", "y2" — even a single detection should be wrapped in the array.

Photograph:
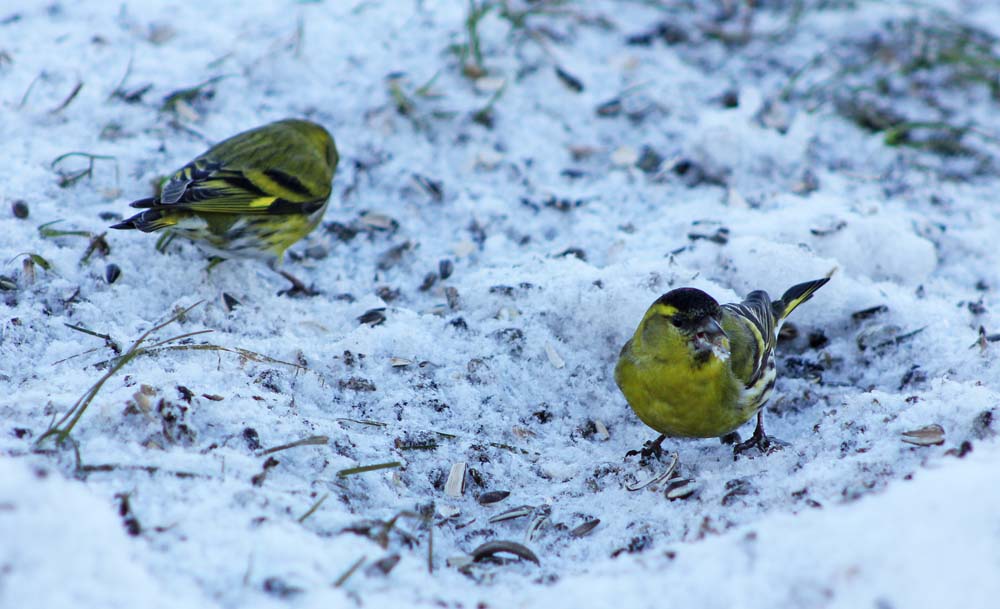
[
  {"x1": 525, "y1": 505, "x2": 552, "y2": 542},
  {"x1": 488, "y1": 505, "x2": 535, "y2": 523},
  {"x1": 545, "y1": 342, "x2": 565, "y2": 369},
  {"x1": 477, "y1": 490, "x2": 510, "y2": 505},
  {"x1": 470, "y1": 540, "x2": 540, "y2": 566},
  {"x1": 445, "y1": 462, "x2": 467, "y2": 497},
  {"x1": 901, "y1": 424, "x2": 946, "y2": 446},
  {"x1": 569, "y1": 519, "x2": 601, "y2": 538},
  {"x1": 665, "y1": 479, "x2": 699, "y2": 500}
]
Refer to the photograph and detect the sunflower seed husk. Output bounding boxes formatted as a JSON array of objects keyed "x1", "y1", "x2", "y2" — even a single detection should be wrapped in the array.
[
  {"x1": 488, "y1": 504, "x2": 535, "y2": 523},
  {"x1": 445, "y1": 462, "x2": 467, "y2": 497},
  {"x1": 625, "y1": 452, "x2": 679, "y2": 492},
  {"x1": 593, "y1": 419, "x2": 610, "y2": 441},
  {"x1": 360, "y1": 211, "x2": 397, "y2": 230},
  {"x1": 545, "y1": 342, "x2": 565, "y2": 369},
  {"x1": 105, "y1": 263, "x2": 121, "y2": 284},
  {"x1": 447, "y1": 555, "x2": 474, "y2": 569},
  {"x1": 525, "y1": 505, "x2": 552, "y2": 542},
  {"x1": 901, "y1": 424, "x2": 945, "y2": 446},
  {"x1": 569, "y1": 519, "x2": 600, "y2": 538},
  {"x1": 665, "y1": 479, "x2": 698, "y2": 500},
  {"x1": 470, "y1": 540, "x2": 539, "y2": 565},
  {"x1": 477, "y1": 490, "x2": 510, "y2": 505}
]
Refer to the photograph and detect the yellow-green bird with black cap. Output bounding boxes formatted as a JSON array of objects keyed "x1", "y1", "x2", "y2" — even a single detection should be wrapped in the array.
[
  {"x1": 112, "y1": 118, "x2": 338, "y2": 293},
  {"x1": 615, "y1": 277, "x2": 829, "y2": 457}
]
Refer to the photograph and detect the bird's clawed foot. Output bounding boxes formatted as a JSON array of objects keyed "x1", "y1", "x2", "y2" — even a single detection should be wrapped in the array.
[
  {"x1": 732, "y1": 411, "x2": 789, "y2": 458},
  {"x1": 626, "y1": 434, "x2": 667, "y2": 465},
  {"x1": 276, "y1": 270, "x2": 319, "y2": 297}
]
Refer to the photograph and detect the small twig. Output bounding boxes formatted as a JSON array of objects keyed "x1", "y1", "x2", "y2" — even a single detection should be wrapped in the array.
[
  {"x1": 336, "y1": 461, "x2": 402, "y2": 478},
  {"x1": 89, "y1": 342, "x2": 304, "y2": 371},
  {"x1": 18, "y1": 72, "x2": 43, "y2": 109},
  {"x1": 333, "y1": 556, "x2": 366, "y2": 588},
  {"x1": 63, "y1": 322, "x2": 121, "y2": 354},
  {"x1": 49, "y1": 80, "x2": 83, "y2": 115},
  {"x1": 297, "y1": 493, "x2": 329, "y2": 523},
  {"x1": 36, "y1": 301, "x2": 204, "y2": 445},
  {"x1": 77, "y1": 463, "x2": 209, "y2": 479},
  {"x1": 257, "y1": 435, "x2": 329, "y2": 457}
]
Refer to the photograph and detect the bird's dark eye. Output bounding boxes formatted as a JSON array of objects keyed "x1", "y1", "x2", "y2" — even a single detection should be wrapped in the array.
[{"x1": 669, "y1": 315, "x2": 682, "y2": 327}]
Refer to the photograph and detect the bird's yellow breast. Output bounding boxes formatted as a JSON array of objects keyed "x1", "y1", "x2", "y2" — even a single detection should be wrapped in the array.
[{"x1": 615, "y1": 345, "x2": 753, "y2": 438}]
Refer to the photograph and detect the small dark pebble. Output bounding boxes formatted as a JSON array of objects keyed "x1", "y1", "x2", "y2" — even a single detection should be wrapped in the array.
[
  {"x1": 626, "y1": 22, "x2": 689, "y2": 46},
  {"x1": 243, "y1": 427, "x2": 262, "y2": 451},
  {"x1": 945, "y1": 441, "x2": 973, "y2": 459},
  {"x1": 419, "y1": 272, "x2": 437, "y2": 292},
  {"x1": 339, "y1": 377, "x2": 376, "y2": 392},
  {"x1": 687, "y1": 227, "x2": 729, "y2": 245},
  {"x1": 325, "y1": 221, "x2": 359, "y2": 242},
  {"x1": 595, "y1": 98, "x2": 622, "y2": 117},
  {"x1": 611, "y1": 535, "x2": 652, "y2": 558},
  {"x1": 304, "y1": 244, "x2": 328, "y2": 260},
  {"x1": 377, "y1": 241, "x2": 412, "y2": 271},
  {"x1": 176, "y1": 385, "x2": 194, "y2": 403},
  {"x1": 104, "y1": 263, "x2": 121, "y2": 284},
  {"x1": 898, "y1": 365, "x2": 927, "y2": 390},
  {"x1": 809, "y1": 221, "x2": 847, "y2": 237},
  {"x1": 556, "y1": 247, "x2": 586, "y2": 261},
  {"x1": 721, "y1": 478, "x2": 756, "y2": 506},
  {"x1": 554, "y1": 66, "x2": 584, "y2": 92},
  {"x1": 636, "y1": 146, "x2": 663, "y2": 174},
  {"x1": 412, "y1": 174, "x2": 443, "y2": 202},
  {"x1": 852, "y1": 305, "x2": 888, "y2": 321},
  {"x1": 477, "y1": 490, "x2": 511, "y2": 505},
  {"x1": 11, "y1": 200, "x2": 29, "y2": 219},
  {"x1": 438, "y1": 259, "x2": 454, "y2": 280},
  {"x1": 376, "y1": 286, "x2": 400, "y2": 303},
  {"x1": 366, "y1": 554, "x2": 401, "y2": 576},
  {"x1": 262, "y1": 577, "x2": 303, "y2": 599},
  {"x1": 777, "y1": 323, "x2": 798, "y2": 342},
  {"x1": 222, "y1": 292, "x2": 240, "y2": 311},
  {"x1": 971, "y1": 409, "x2": 995, "y2": 440},
  {"x1": 445, "y1": 286, "x2": 460, "y2": 310},
  {"x1": 358, "y1": 308, "x2": 387, "y2": 326},
  {"x1": 807, "y1": 330, "x2": 829, "y2": 349}
]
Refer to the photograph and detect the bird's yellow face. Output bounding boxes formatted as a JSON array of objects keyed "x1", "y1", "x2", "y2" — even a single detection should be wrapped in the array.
[{"x1": 638, "y1": 291, "x2": 730, "y2": 365}]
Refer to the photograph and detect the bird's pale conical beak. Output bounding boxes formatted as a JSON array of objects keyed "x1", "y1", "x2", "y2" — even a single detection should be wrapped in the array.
[{"x1": 693, "y1": 316, "x2": 730, "y2": 357}]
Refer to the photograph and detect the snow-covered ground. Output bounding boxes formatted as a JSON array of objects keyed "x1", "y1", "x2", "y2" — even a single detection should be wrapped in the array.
[{"x1": 3, "y1": 1, "x2": 1000, "y2": 607}]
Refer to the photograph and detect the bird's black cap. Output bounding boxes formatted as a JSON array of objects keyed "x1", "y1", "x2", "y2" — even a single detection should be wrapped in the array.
[{"x1": 653, "y1": 288, "x2": 721, "y2": 325}]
